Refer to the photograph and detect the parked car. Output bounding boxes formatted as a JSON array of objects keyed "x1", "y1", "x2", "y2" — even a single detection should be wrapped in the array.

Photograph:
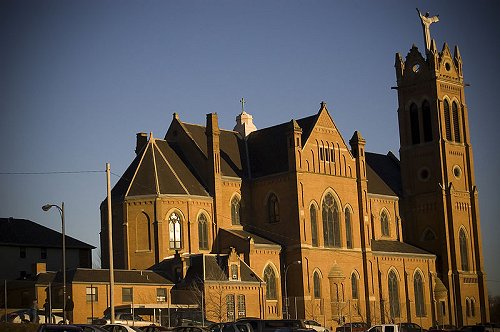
[
  {"x1": 140, "y1": 325, "x2": 171, "y2": 332},
  {"x1": 366, "y1": 324, "x2": 424, "y2": 332},
  {"x1": 210, "y1": 322, "x2": 254, "y2": 332},
  {"x1": 36, "y1": 324, "x2": 83, "y2": 332},
  {"x1": 102, "y1": 324, "x2": 144, "y2": 332},
  {"x1": 172, "y1": 326, "x2": 211, "y2": 332},
  {"x1": 336, "y1": 322, "x2": 370, "y2": 332},
  {"x1": 460, "y1": 325, "x2": 500, "y2": 332},
  {"x1": 304, "y1": 320, "x2": 329, "y2": 332},
  {"x1": 2, "y1": 309, "x2": 66, "y2": 324},
  {"x1": 235, "y1": 319, "x2": 314, "y2": 332},
  {"x1": 428, "y1": 325, "x2": 459, "y2": 332},
  {"x1": 93, "y1": 313, "x2": 152, "y2": 327},
  {"x1": 75, "y1": 324, "x2": 109, "y2": 332}
]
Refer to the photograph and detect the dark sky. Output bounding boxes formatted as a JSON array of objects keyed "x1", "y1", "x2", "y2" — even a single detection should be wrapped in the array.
[{"x1": 1, "y1": 1, "x2": 499, "y2": 294}]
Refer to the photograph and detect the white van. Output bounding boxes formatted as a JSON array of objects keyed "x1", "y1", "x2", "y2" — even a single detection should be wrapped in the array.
[{"x1": 367, "y1": 323, "x2": 423, "y2": 332}]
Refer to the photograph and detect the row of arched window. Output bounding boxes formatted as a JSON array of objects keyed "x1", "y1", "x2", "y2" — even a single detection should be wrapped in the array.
[
  {"x1": 168, "y1": 211, "x2": 210, "y2": 250},
  {"x1": 408, "y1": 98, "x2": 463, "y2": 146},
  {"x1": 465, "y1": 297, "x2": 476, "y2": 318}
]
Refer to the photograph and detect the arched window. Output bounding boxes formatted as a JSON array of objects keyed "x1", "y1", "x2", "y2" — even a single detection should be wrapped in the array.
[
  {"x1": 452, "y1": 101, "x2": 461, "y2": 142},
  {"x1": 198, "y1": 213, "x2": 208, "y2": 250},
  {"x1": 410, "y1": 103, "x2": 420, "y2": 144},
  {"x1": 231, "y1": 196, "x2": 241, "y2": 225},
  {"x1": 169, "y1": 212, "x2": 182, "y2": 249},
  {"x1": 381, "y1": 211, "x2": 390, "y2": 237},
  {"x1": 268, "y1": 193, "x2": 280, "y2": 223},
  {"x1": 136, "y1": 212, "x2": 151, "y2": 251},
  {"x1": 414, "y1": 272, "x2": 425, "y2": 317},
  {"x1": 422, "y1": 100, "x2": 432, "y2": 142},
  {"x1": 310, "y1": 205, "x2": 318, "y2": 247},
  {"x1": 444, "y1": 100, "x2": 452, "y2": 141},
  {"x1": 345, "y1": 208, "x2": 353, "y2": 249},
  {"x1": 313, "y1": 272, "x2": 321, "y2": 298},
  {"x1": 471, "y1": 298, "x2": 476, "y2": 317},
  {"x1": 351, "y1": 272, "x2": 359, "y2": 300},
  {"x1": 466, "y1": 298, "x2": 471, "y2": 317},
  {"x1": 264, "y1": 265, "x2": 277, "y2": 300},
  {"x1": 459, "y1": 229, "x2": 469, "y2": 271},
  {"x1": 322, "y1": 193, "x2": 341, "y2": 247},
  {"x1": 388, "y1": 270, "x2": 400, "y2": 318}
]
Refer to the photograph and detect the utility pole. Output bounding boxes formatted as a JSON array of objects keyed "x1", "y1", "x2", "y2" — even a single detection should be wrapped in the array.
[{"x1": 106, "y1": 163, "x2": 115, "y2": 323}]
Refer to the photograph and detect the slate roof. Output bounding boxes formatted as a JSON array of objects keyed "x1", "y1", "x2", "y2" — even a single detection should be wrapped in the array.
[
  {"x1": 110, "y1": 138, "x2": 209, "y2": 199},
  {"x1": 223, "y1": 229, "x2": 281, "y2": 247},
  {"x1": 49, "y1": 268, "x2": 174, "y2": 285},
  {"x1": 0, "y1": 218, "x2": 94, "y2": 249},
  {"x1": 365, "y1": 152, "x2": 402, "y2": 196},
  {"x1": 184, "y1": 254, "x2": 261, "y2": 283},
  {"x1": 179, "y1": 123, "x2": 247, "y2": 179},
  {"x1": 371, "y1": 240, "x2": 433, "y2": 256}
]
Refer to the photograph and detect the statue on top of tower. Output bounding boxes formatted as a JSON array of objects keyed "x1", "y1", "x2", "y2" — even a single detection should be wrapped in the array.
[{"x1": 416, "y1": 8, "x2": 439, "y2": 51}]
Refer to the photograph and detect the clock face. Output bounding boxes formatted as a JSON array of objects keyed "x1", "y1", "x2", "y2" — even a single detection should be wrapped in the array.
[{"x1": 412, "y1": 64, "x2": 420, "y2": 73}]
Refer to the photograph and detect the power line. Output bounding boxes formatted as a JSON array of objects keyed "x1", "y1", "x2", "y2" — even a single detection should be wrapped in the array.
[{"x1": 0, "y1": 170, "x2": 104, "y2": 175}]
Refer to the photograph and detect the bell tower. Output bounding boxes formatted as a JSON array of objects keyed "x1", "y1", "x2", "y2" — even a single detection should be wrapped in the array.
[{"x1": 395, "y1": 12, "x2": 489, "y2": 325}]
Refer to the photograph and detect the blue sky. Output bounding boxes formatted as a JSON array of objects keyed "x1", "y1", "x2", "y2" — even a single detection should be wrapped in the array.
[{"x1": 1, "y1": 1, "x2": 499, "y2": 295}]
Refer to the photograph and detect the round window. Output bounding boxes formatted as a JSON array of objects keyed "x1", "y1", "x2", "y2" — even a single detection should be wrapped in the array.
[
  {"x1": 412, "y1": 64, "x2": 420, "y2": 73},
  {"x1": 453, "y1": 165, "x2": 462, "y2": 179},
  {"x1": 445, "y1": 62, "x2": 451, "y2": 71},
  {"x1": 418, "y1": 167, "x2": 430, "y2": 182}
]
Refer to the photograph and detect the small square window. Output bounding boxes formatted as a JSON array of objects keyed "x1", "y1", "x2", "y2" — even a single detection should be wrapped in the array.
[
  {"x1": 86, "y1": 287, "x2": 98, "y2": 302},
  {"x1": 157, "y1": 288, "x2": 167, "y2": 302},
  {"x1": 20, "y1": 247, "x2": 26, "y2": 258},
  {"x1": 41, "y1": 248, "x2": 47, "y2": 260},
  {"x1": 122, "y1": 288, "x2": 133, "y2": 302}
]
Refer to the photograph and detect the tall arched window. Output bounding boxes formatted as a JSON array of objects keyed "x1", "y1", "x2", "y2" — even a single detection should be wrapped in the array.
[
  {"x1": 388, "y1": 270, "x2": 400, "y2": 318},
  {"x1": 268, "y1": 193, "x2": 280, "y2": 223},
  {"x1": 466, "y1": 298, "x2": 471, "y2": 317},
  {"x1": 471, "y1": 298, "x2": 476, "y2": 317},
  {"x1": 422, "y1": 100, "x2": 432, "y2": 142},
  {"x1": 310, "y1": 205, "x2": 318, "y2": 247},
  {"x1": 169, "y1": 212, "x2": 182, "y2": 249},
  {"x1": 444, "y1": 100, "x2": 452, "y2": 141},
  {"x1": 313, "y1": 272, "x2": 321, "y2": 298},
  {"x1": 410, "y1": 103, "x2": 420, "y2": 145},
  {"x1": 345, "y1": 208, "x2": 353, "y2": 249},
  {"x1": 414, "y1": 272, "x2": 425, "y2": 317},
  {"x1": 322, "y1": 193, "x2": 341, "y2": 247},
  {"x1": 351, "y1": 272, "x2": 359, "y2": 300},
  {"x1": 459, "y1": 229, "x2": 469, "y2": 271},
  {"x1": 452, "y1": 101, "x2": 461, "y2": 142},
  {"x1": 264, "y1": 265, "x2": 277, "y2": 300},
  {"x1": 381, "y1": 211, "x2": 390, "y2": 237},
  {"x1": 198, "y1": 213, "x2": 208, "y2": 250},
  {"x1": 231, "y1": 196, "x2": 241, "y2": 225},
  {"x1": 136, "y1": 212, "x2": 151, "y2": 251}
]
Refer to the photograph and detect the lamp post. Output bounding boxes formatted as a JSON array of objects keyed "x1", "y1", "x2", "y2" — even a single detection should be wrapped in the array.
[
  {"x1": 284, "y1": 260, "x2": 301, "y2": 319},
  {"x1": 42, "y1": 202, "x2": 66, "y2": 322}
]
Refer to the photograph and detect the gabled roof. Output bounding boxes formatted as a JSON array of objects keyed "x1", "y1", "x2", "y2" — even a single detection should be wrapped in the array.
[
  {"x1": 371, "y1": 239, "x2": 433, "y2": 256},
  {"x1": 0, "y1": 218, "x2": 94, "y2": 249},
  {"x1": 110, "y1": 137, "x2": 209, "y2": 199},
  {"x1": 365, "y1": 152, "x2": 402, "y2": 196}
]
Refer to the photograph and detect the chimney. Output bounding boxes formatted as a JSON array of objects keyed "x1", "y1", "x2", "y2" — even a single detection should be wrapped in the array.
[
  {"x1": 33, "y1": 262, "x2": 46, "y2": 275},
  {"x1": 135, "y1": 132, "x2": 148, "y2": 155}
]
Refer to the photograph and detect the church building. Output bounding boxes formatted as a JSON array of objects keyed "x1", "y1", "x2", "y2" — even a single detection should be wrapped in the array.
[{"x1": 100, "y1": 16, "x2": 489, "y2": 329}]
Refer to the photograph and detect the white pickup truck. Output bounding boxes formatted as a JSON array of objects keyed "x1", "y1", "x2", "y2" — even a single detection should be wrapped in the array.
[{"x1": 93, "y1": 312, "x2": 152, "y2": 327}]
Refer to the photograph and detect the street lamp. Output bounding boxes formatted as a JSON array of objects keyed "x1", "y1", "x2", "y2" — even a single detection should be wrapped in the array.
[
  {"x1": 284, "y1": 260, "x2": 301, "y2": 319},
  {"x1": 42, "y1": 202, "x2": 66, "y2": 323}
]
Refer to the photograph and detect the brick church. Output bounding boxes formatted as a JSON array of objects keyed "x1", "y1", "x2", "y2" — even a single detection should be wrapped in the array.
[{"x1": 100, "y1": 15, "x2": 489, "y2": 329}]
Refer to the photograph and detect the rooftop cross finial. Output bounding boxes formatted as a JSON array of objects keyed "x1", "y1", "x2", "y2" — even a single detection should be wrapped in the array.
[
  {"x1": 240, "y1": 97, "x2": 246, "y2": 113},
  {"x1": 417, "y1": 8, "x2": 439, "y2": 51}
]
